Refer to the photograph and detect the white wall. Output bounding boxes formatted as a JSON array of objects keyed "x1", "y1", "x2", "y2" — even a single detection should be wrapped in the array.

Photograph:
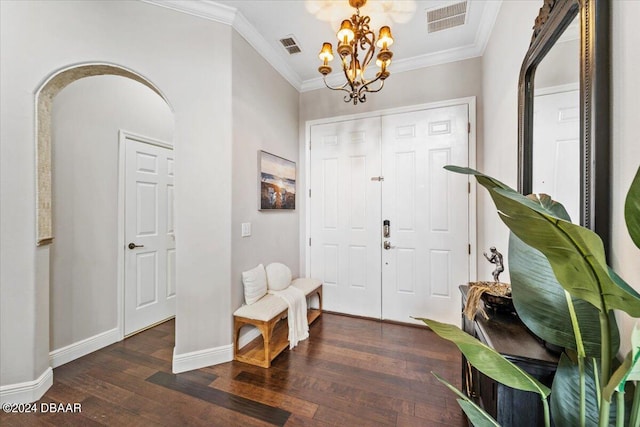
[
  {"x1": 1, "y1": 0, "x2": 232, "y2": 396},
  {"x1": 481, "y1": 1, "x2": 640, "y2": 354},
  {"x1": 50, "y1": 75, "x2": 174, "y2": 351},
  {"x1": 479, "y1": 0, "x2": 540, "y2": 282},
  {"x1": 611, "y1": 0, "x2": 640, "y2": 355},
  {"x1": 535, "y1": 37, "x2": 579, "y2": 89},
  {"x1": 231, "y1": 31, "x2": 299, "y2": 311},
  {"x1": 299, "y1": 57, "x2": 484, "y2": 275}
]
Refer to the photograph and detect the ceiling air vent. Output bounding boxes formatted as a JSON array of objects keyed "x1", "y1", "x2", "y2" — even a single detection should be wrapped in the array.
[
  {"x1": 426, "y1": 1, "x2": 467, "y2": 33},
  {"x1": 279, "y1": 35, "x2": 302, "y2": 55}
]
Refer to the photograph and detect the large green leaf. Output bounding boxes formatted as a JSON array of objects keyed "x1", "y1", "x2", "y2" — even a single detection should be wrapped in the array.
[
  {"x1": 509, "y1": 233, "x2": 620, "y2": 358},
  {"x1": 552, "y1": 355, "x2": 626, "y2": 426},
  {"x1": 432, "y1": 373, "x2": 500, "y2": 427},
  {"x1": 625, "y1": 166, "x2": 640, "y2": 249},
  {"x1": 633, "y1": 322, "x2": 640, "y2": 382},
  {"x1": 445, "y1": 166, "x2": 640, "y2": 316},
  {"x1": 551, "y1": 355, "x2": 602, "y2": 426},
  {"x1": 419, "y1": 318, "x2": 550, "y2": 397},
  {"x1": 604, "y1": 324, "x2": 640, "y2": 400}
]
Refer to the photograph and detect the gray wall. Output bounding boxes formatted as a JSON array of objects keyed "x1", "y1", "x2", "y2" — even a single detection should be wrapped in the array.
[
  {"x1": 536, "y1": 37, "x2": 579, "y2": 89},
  {"x1": 231, "y1": 31, "x2": 300, "y2": 312},
  {"x1": 50, "y1": 75, "x2": 174, "y2": 351},
  {"x1": 1, "y1": 0, "x2": 233, "y2": 389},
  {"x1": 481, "y1": 0, "x2": 640, "y2": 355},
  {"x1": 479, "y1": 0, "x2": 540, "y2": 283},
  {"x1": 611, "y1": 0, "x2": 640, "y2": 355},
  {"x1": 300, "y1": 57, "x2": 483, "y2": 122}
]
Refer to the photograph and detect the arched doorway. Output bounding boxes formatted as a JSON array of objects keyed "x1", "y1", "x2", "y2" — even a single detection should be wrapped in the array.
[{"x1": 36, "y1": 63, "x2": 175, "y2": 367}]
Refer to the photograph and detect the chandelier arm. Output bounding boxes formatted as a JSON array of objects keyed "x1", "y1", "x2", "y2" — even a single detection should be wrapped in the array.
[
  {"x1": 359, "y1": 31, "x2": 376, "y2": 77},
  {"x1": 341, "y1": 58, "x2": 353, "y2": 85},
  {"x1": 322, "y1": 75, "x2": 352, "y2": 93},
  {"x1": 357, "y1": 75, "x2": 385, "y2": 98},
  {"x1": 360, "y1": 72, "x2": 383, "y2": 90}
]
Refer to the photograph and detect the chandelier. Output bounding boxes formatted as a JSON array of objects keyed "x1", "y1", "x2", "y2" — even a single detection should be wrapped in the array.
[{"x1": 317, "y1": 0, "x2": 394, "y2": 105}]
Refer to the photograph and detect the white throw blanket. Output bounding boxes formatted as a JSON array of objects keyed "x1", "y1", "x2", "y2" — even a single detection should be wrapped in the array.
[{"x1": 269, "y1": 286, "x2": 309, "y2": 349}]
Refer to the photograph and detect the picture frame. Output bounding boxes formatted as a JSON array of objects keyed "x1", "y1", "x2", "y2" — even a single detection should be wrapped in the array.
[{"x1": 258, "y1": 150, "x2": 296, "y2": 210}]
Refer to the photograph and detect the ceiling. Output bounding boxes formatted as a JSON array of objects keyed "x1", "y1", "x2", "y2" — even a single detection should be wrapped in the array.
[{"x1": 143, "y1": 0, "x2": 503, "y2": 92}]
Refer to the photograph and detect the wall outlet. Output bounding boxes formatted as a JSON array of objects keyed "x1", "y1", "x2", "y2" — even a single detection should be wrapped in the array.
[{"x1": 241, "y1": 222, "x2": 251, "y2": 237}]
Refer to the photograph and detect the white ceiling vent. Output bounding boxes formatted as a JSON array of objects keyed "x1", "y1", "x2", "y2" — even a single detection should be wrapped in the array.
[
  {"x1": 279, "y1": 35, "x2": 302, "y2": 55},
  {"x1": 426, "y1": 1, "x2": 467, "y2": 33}
]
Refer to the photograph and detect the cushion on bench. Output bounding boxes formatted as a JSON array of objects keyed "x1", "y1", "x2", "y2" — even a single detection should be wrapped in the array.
[
  {"x1": 291, "y1": 278, "x2": 322, "y2": 295},
  {"x1": 233, "y1": 278, "x2": 322, "y2": 321},
  {"x1": 233, "y1": 294, "x2": 287, "y2": 321}
]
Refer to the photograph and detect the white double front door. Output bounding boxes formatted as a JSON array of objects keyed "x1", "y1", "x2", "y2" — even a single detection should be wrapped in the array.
[{"x1": 310, "y1": 104, "x2": 470, "y2": 325}]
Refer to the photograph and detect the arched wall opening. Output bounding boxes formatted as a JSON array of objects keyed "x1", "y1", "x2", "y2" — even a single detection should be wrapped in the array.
[
  {"x1": 36, "y1": 63, "x2": 171, "y2": 245},
  {"x1": 36, "y1": 63, "x2": 175, "y2": 367}
]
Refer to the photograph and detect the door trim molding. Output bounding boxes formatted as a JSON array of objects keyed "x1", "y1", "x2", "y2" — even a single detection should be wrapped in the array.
[
  {"x1": 117, "y1": 130, "x2": 174, "y2": 340},
  {"x1": 303, "y1": 97, "x2": 478, "y2": 286}
]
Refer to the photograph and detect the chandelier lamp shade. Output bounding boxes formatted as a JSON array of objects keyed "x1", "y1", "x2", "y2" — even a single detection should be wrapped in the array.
[{"x1": 317, "y1": 0, "x2": 394, "y2": 105}]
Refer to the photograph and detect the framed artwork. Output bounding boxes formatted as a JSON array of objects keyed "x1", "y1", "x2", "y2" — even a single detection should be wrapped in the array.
[{"x1": 259, "y1": 150, "x2": 296, "y2": 210}]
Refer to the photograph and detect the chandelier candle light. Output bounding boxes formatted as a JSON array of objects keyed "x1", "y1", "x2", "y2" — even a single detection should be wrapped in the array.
[{"x1": 317, "y1": 0, "x2": 394, "y2": 105}]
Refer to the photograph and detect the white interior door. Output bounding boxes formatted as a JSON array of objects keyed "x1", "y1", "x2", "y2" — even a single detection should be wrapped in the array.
[
  {"x1": 124, "y1": 136, "x2": 176, "y2": 335},
  {"x1": 533, "y1": 89, "x2": 580, "y2": 222},
  {"x1": 380, "y1": 105, "x2": 470, "y2": 325},
  {"x1": 309, "y1": 117, "x2": 382, "y2": 318}
]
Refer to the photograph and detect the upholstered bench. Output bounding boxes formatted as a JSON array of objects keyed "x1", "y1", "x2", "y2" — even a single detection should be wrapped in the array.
[{"x1": 233, "y1": 277, "x2": 322, "y2": 368}]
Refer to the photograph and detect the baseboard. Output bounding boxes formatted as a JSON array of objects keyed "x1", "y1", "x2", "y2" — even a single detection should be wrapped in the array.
[
  {"x1": 49, "y1": 327, "x2": 120, "y2": 368},
  {"x1": 0, "y1": 367, "x2": 53, "y2": 404},
  {"x1": 172, "y1": 344, "x2": 233, "y2": 374},
  {"x1": 238, "y1": 327, "x2": 261, "y2": 349}
]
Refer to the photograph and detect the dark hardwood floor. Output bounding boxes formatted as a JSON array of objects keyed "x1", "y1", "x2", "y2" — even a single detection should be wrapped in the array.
[{"x1": 1, "y1": 314, "x2": 465, "y2": 426}]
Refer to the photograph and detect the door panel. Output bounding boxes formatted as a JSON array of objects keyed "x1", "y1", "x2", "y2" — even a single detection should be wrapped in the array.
[
  {"x1": 125, "y1": 138, "x2": 175, "y2": 335},
  {"x1": 310, "y1": 118, "x2": 382, "y2": 318},
  {"x1": 381, "y1": 105, "x2": 469, "y2": 325},
  {"x1": 533, "y1": 90, "x2": 580, "y2": 222},
  {"x1": 309, "y1": 105, "x2": 470, "y2": 324}
]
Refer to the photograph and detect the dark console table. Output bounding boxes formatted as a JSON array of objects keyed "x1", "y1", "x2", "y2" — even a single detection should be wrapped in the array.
[{"x1": 459, "y1": 285, "x2": 559, "y2": 427}]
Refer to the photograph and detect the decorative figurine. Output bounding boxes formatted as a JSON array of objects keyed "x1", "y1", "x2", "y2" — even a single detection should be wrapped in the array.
[{"x1": 483, "y1": 246, "x2": 504, "y2": 282}]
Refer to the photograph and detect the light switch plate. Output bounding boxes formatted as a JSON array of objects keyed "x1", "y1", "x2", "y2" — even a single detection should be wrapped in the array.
[{"x1": 241, "y1": 222, "x2": 251, "y2": 237}]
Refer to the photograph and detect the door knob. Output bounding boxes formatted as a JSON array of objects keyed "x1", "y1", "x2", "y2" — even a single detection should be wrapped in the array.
[
  {"x1": 128, "y1": 242, "x2": 144, "y2": 250},
  {"x1": 383, "y1": 241, "x2": 395, "y2": 250}
]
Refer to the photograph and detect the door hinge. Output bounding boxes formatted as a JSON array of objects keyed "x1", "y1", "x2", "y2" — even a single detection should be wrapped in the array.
[
  {"x1": 468, "y1": 182, "x2": 471, "y2": 193},
  {"x1": 468, "y1": 244, "x2": 471, "y2": 255},
  {"x1": 309, "y1": 189, "x2": 311, "y2": 198},
  {"x1": 468, "y1": 122, "x2": 471, "y2": 134},
  {"x1": 309, "y1": 238, "x2": 312, "y2": 247}
]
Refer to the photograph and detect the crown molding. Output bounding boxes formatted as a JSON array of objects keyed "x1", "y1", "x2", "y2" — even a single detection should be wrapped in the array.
[
  {"x1": 474, "y1": 0, "x2": 503, "y2": 55},
  {"x1": 141, "y1": 0, "x2": 302, "y2": 91},
  {"x1": 231, "y1": 9, "x2": 302, "y2": 90},
  {"x1": 140, "y1": 0, "x2": 236, "y2": 25},
  {"x1": 142, "y1": 0, "x2": 502, "y2": 94}
]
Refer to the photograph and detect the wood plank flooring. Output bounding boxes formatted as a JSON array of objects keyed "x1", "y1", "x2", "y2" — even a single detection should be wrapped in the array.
[{"x1": 0, "y1": 314, "x2": 465, "y2": 426}]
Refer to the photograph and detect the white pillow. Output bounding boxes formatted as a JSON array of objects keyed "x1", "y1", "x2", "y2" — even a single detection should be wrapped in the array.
[
  {"x1": 265, "y1": 263, "x2": 292, "y2": 291},
  {"x1": 242, "y1": 264, "x2": 267, "y2": 305}
]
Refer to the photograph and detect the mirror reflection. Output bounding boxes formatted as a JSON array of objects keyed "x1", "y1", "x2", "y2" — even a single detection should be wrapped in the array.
[{"x1": 532, "y1": 16, "x2": 580, "y2": 222}]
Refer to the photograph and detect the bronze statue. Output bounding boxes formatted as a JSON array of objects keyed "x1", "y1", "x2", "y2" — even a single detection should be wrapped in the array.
[{"x1": 483, "y1": 246, "x2": 504, "y2": 282}]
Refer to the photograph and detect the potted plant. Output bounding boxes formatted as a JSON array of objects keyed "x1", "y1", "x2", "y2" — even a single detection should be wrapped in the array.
[{"x1": 419, "y1": 165, "x2": 640, "y2": 427}]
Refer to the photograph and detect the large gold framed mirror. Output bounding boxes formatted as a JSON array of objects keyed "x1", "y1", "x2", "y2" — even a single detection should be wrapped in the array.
[{"x1": 518, "y1": 0, "x2": 611, "y2": 252}]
